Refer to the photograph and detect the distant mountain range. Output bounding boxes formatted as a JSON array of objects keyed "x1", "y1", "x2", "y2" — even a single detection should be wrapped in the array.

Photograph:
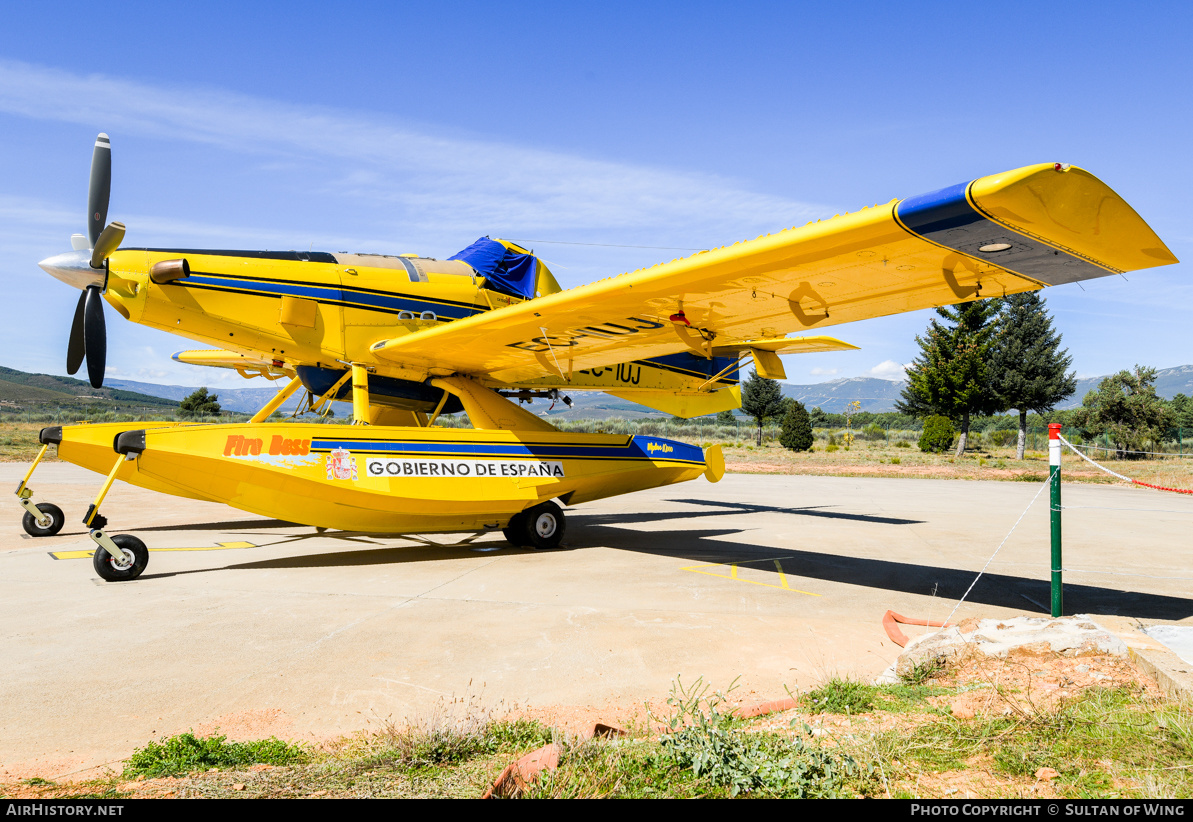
[
  {"x1": 5, "y1": 363, "x2": 1193, "y2": 418},
  {"x1": 0, "y1": 366, "x2": 179, "y2": 411},
  {"x1": 780, "y1": 365, "x2": 1193, "y2": 414}
]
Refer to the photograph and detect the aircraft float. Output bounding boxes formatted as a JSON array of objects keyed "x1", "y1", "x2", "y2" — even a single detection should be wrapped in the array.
[{"x1": 17, "y1": 134, "x2": 1177, "y2": 581}]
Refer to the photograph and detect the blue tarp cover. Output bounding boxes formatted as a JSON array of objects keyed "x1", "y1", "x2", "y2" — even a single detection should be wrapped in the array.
[{"x1": 448, "y1": 237, "x2": 538, "y2": 300}]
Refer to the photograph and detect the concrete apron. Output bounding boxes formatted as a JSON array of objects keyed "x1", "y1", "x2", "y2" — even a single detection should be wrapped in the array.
[{"x1": 4, "y1": 463, "x2": 1193, "y2": 779}]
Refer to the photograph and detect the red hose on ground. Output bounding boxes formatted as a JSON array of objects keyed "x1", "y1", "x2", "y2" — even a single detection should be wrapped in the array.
[{"x1": 882, "y1": 610, "x2": 952, "y2": 648}]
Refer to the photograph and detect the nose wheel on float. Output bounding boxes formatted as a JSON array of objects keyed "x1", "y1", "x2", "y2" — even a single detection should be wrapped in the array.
[
  {"x1": 15, "y1": 435, "x2": 65, "y2": 537},
  {"x1": 502, "y1": 500, "x2": 566, "y2": 550}
]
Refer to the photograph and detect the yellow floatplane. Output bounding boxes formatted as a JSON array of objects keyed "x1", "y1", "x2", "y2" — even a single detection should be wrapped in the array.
[{"x1": 18, "y1": 135, "x2": 1177, "y2": 581}]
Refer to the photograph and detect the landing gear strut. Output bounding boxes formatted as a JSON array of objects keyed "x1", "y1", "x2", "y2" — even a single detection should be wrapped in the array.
[
  {"x1": 84, "y1": 432, "x2": 151, "y2": 581},
  {"x1": 15, "y1": 433, "x2": 65, "y2": 537}
]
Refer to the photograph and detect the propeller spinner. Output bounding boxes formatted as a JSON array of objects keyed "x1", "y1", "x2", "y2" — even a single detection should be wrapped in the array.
[{"x1": 39, "y1": 133, "x2": 124, "y2": 389}]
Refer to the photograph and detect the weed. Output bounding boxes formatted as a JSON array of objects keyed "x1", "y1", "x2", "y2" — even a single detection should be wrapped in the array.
[
  {"x1": 651, "y1": 677, "x2": 863, "y2": 797},
  {"x1": 825, "y1": 444, "x2": 839, "y2": 453},
  {"x1": 123, "y1": 732, "x2": 308, "y2": 778},
  {"x1": 901, "y1": 657, "x2": 947, "y2": 686},
  {"x1": 21, "y1": 777, "x2": 55, "y2": 786},
  {"x1": 895, "y1": 440, "x2": 911, "y2": 448},
  {"x1": 801, "y1": 679, "x2": 876, "y2": 714},
  {"x1": 890, "y1": 456, "x2": 901, "y2": 465},
  {"x1": 363, "y1": 703, "x2": 554, "y2": 772},
  {"x1": 1014, "y1": 472, "x2": 1047, "y2": 482}
]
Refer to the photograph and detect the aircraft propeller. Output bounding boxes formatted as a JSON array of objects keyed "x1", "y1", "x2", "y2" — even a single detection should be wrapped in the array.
[{"x1": 41, "y1": 133, "x2": 126, "y2": 389}]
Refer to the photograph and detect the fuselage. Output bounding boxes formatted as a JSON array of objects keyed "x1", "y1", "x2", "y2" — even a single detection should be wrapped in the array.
[{"x1": 39, "y1": 246, "x2": 741, "y2": 415}]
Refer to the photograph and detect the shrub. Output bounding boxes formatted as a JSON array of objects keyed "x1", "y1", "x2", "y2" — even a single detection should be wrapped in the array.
[
  {"x1": 918, "y1": 416, "x2": 955, "y2": 453},
  {"x1": 779, "y1": 401, "x2": 814, "y2": 452},
  {"x1": 861, "y1": 423, "x2": 886, "y2": 441},
  {"x1": 825, "y1": 444, "x2": 839, "y2": 453},
  {"x1": 123, "y1": 733, "x2": 307, "y2": 777},
  {"x1": 988, "y1": 429, "x2": 1016, "y2": 447},
  {"x1": 895, "y1": 440, "x2": 911, "y2": 448}
]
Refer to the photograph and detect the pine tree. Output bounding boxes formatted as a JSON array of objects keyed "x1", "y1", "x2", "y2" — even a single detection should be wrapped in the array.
[
  {"x1": 988, "y1": 293, "x2": 1077, "y2": 459},
  {"x1": 896, "y1": 299, "x2": 1001, "y2": 457},
  {"x1": 179, "y1": 387, "x2": 222, "y2": 417},
  {"x1": 740, "y1": 370, "x2": 785, "y2": 446},
  {"x1": 779, "y1": 400, "x2": 814, "y2": 452}
]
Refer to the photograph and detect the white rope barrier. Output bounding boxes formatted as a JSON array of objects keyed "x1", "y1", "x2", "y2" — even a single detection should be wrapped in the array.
[
  {"x1": 937, "y1": 475, "x2": 1052, "y2": 629},
  {"x1": 1059, "y1": 435, "x2": 1134, "y2": 482},
  {"x1": 1059, "y1": 434, "x2": 1193, "y2": 495}
]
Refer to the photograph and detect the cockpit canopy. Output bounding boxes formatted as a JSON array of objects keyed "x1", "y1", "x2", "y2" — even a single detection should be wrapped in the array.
[{"x1": 449, "y1": 237, "x2": 558, "y2": 301}]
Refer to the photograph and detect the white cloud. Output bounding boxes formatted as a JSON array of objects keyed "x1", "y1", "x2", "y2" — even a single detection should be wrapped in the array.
[
  {"x1": 0, "y1": 59, "x2": 829, "y2": 241},
  {"x1": 810, "y1": 367, "x2": 839, "y2": 376},
  {"x1": 866, "y1": 360, "x2": 908, "y2": 380}
]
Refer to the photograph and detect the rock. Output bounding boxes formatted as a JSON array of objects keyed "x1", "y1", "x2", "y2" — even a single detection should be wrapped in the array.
[{"x1": 884, "y1": 615, "x2": 1128, "y2": 683}]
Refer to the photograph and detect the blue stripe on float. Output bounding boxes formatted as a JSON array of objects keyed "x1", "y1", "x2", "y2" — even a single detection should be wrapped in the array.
[
  {"x1": 309, "y1": 435, "x2": 705, "y2": 464},
  {"x1": 894, "y1": 181, "x2": 1117, "y2": 286}
]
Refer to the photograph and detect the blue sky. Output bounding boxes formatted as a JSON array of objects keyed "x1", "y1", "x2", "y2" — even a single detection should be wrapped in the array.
[{"x1": 1, "y1": 1, "x2": 1190, "y2": 388}]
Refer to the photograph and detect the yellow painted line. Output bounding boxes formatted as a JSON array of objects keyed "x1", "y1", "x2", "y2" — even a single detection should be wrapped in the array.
[
  {"x1": 50, "y1": 541, "x2": 257, "y2": 560},
  {"x1": 681, "y1": 558, "x2": 820, "y2": 597}
]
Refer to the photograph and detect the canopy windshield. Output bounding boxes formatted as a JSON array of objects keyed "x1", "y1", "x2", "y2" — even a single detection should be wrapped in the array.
[{"x1": 448, "y1": 237, "x2": 539, "y2": 300}]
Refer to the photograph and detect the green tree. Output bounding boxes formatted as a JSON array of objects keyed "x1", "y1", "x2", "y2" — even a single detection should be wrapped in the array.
[
  {"x1": 179, "y1": 387, "x2": 222, "y2": 417},
  {"x1": 715, "y1": 409, "x2": 737, "y2": 425},
  {"x1": 1070, "y1": 366, "x2": 1174, "y2": 457},
  {"x1": 1171, "y1": 394, "x2": 1193, "y2": 432},
  {"x1": 808, "y1": 406, "x2": 830, "y2": 429},
  {"x1": 779, "y1": 400, "x2": 814, "y2": 452},
  {"x1": 918, "y1": 415, "x2": 955, "y2": 453},
  {"x1": 740, "y1": 370, "x2": 785, "y2": 446},
  {"x1": 896, "y1": 299, "x2": 1002, "y2": 457},
  {"x1": 988, "y1": 293, "x2": 1077, "y2": 460}
]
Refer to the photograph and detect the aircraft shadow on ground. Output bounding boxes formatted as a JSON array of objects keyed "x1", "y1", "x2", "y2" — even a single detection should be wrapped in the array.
[{"x1": 134, "y1": 499, "x2": 1193, "y2": 620}]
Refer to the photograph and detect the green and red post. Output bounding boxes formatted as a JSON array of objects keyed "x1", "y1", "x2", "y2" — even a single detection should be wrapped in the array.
[{"x1": 1049, "y1": 422, "x2": 1063, "y2": 617}]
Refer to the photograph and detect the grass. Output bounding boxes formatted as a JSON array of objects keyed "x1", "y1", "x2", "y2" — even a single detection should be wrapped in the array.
[
  {"x1": 123, "y1": 732, "x2": 309, "y2": 777},
  {"x1": 5, "y1": 671, "x2": 1192, "y2": 799},
  {"x1": 869, "y1": 685, "x2": 1193, "y2": 798}
]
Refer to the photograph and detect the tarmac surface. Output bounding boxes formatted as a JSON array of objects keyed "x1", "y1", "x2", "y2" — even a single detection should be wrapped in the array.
[{"x1": 4, "y1": 462, "x2": 1193, "y2": 779}]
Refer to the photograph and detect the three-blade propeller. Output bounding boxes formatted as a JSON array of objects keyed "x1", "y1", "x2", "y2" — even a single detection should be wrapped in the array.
[{"x1": 64, "y1": 133, "x2": 123, "y2": 389}]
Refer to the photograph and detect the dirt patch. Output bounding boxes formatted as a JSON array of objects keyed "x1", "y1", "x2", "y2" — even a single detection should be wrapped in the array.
[
  {"x1": 193, "y1": 709, "x2": 294, "y2": 741},
  {"x1": 934, "y1": 647, "x2": 1158, "y2": 719}
]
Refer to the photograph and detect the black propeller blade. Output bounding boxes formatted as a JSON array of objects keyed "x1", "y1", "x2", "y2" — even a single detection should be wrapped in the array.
[
  {"x1": 61, "y1": 133, "x2": 115, "y2": 387},
  {"x1": 87, "y1": 134, "x2": 111, "y2": 249},
  {"x1": 67, "y1": 290, "x2": 87, "y2": 375},
  {"x1": 83, "y1": 285, "x2": 106, "y2": 389}
]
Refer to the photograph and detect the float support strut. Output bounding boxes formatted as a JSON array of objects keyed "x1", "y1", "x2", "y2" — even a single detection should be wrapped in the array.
[
  {"x1": 249, "y1": 375, "x2": 303, "y2": 423},
  {"x1": 351, "y1": 364, "x2": 371, "y2": 425}
]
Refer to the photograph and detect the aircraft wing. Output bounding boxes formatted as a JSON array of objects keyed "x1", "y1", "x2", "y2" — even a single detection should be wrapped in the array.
[{"x1": 370, "y1": 163, "x2": 1176, "y2": 384}]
